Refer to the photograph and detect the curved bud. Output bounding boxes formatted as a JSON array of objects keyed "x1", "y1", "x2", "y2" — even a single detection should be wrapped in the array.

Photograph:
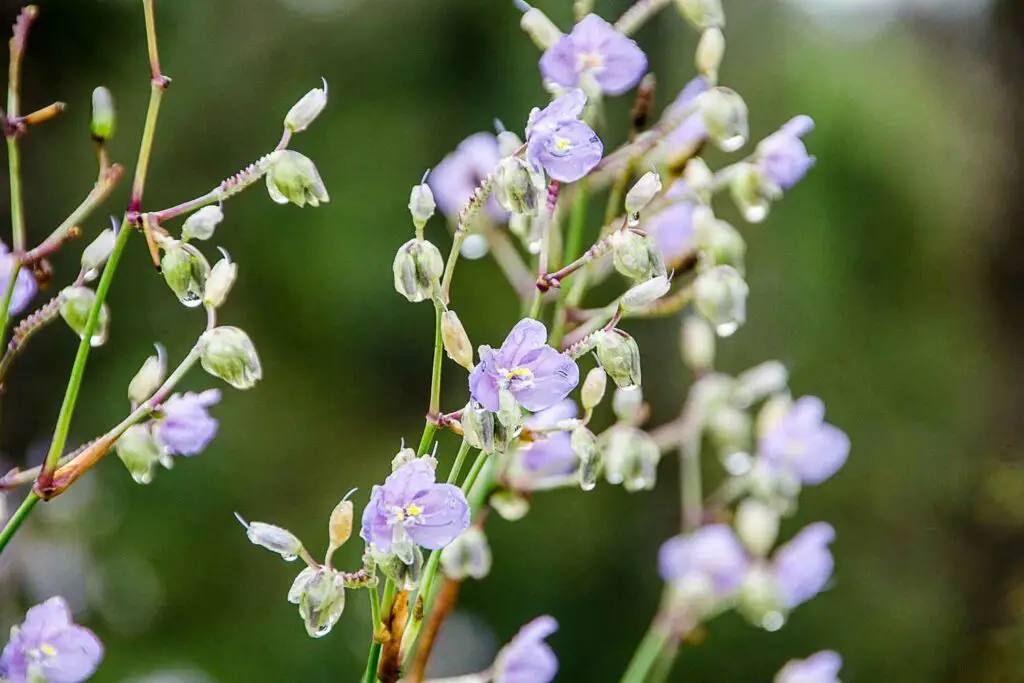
[
  {"x1": 610, "y1": 229, "x2": 666, "y2": 283},
  {"x1": 393, "y1": 238, "x2": 444, "y2": 303},
  {"x1": 462, "y1": 401, "x2": 496, "y2": 453},
  {"x1": 289, "y1": 567, "x2": 346, "y2": 638},
  {"x1": 518, "y1": 1, "x2": 563, "y2": 50},
  {"x1": 693, "y1": 265, "x2": 748, "y2": 337},
  {"x1": 441, "y1": 527, "x2": 492, "y2": 581},
  {"x1": 441, "y1": 310, "x2": 474, "y2": 370},
  {"x1": 409, "y1": 180, "x2": 436, "y2": 230},
  {"x1": 235, "y1": 513, "x2": 304, "y2": 561},
  {"x1": 624, "y1": 171, "x2": 662, "y2": 217},
  {"x1": 90, "y1": 86, "x2": 116, "y2": 141},
  {"x1": 497, "y1": 130, "x2": 524, "y2": 157},
  {"x1": 735, "y1": 498, "x2": 780, "y2": 557},
  {"x1": 734, "y1": 361, "x2": 789, "y2": 408},
  {"x1": 328, "y1": 489, "x2": 356, "y2": 550},
  {"x1": 675, "y1": 0, "x2": 725, "y2": 30},
  {"x1": 622, "y1": 275, "x2": 671, "y2": 312},
  {"x1": 494, "y1": 156, "x2": 543, "y2": 215},
  {"x1": 128, "y1": 344, "x2": 166, "y2": 405},
  {"x1": 581, "y1": 367, "x2": 607, "y2": 412},
  {"x1": 199, "y1": 326, "x2": 263, "y2": 390},
  {"x1": 182, "y1": 205, "x2": 224, "y2": 242},
  {"x1": 81, "y1": 228, "x2": 115, "y2": 272},
  {"x1": 115, "y1": 424, "x2": 162, "y2": 485},
  {"x1": 695, "y1": 27, "x2": 725, "y2": 83},
  {"x1": 594, "y1": 329, "x2": 642, "y2": 388},
  {"x1": 265, "y1": 150, "x2": 329, "y2": 208},
  {"x1": 284, "y1": 79, "x2": 328, "y2": 134},
  {"x1": 161, "y1": 240, "x2": 211, "y2": 308},
  {"x1": 392, "y1": 445, "x2": 417, "y2": 471},
  {"x1": 612, "y1": 385, "x2": 644, "y2": 424},
  {"x1": 59, "y1": 286, "x2": 109, "y2": 347},
  {"x1": 680, "y1": 315, "x2": 716, "y2": 371},
  {"x1": 698, "y1": 87, "x2": 748, "y2": 153},
  {"x1": 204, "y1": 248, "x2": 238, "y2": 308}
]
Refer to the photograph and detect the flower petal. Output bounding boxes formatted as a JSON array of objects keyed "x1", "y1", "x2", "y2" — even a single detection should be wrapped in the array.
[
  {"x1": 406, "y1": 483, "x2": 470, "y2": 549},
  {"x1": 512, "y1": 347, "x2": 579, "y2": 412},
  {"x1": 497, "y1": 319, "x2": 549, "y2": 368}
]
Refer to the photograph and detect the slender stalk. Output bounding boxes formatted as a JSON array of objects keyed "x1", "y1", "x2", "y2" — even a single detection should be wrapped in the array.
[
  {"x1": 445, "y1": 438, "x2": 473, "y2": 485},
  {"x1": 0, "y1": 492, "x2": 38, "y2": 556},
  {"x1": 26, "y1": 165, "x2": 124, "y2": 263},
  {"x1": 7, "y1": 137, "x2": 24, "y2": 252},
  {"x1": 619, "y1": 623, "x2": 671, "y2": 683},
  {"x1": 428, "y1": 303, "x2": 444, "y2": 418},
  {"x1": 5, "y1": 6, "x2": 34, "y2": 254},
  {"x1": 0, "y1": 258, "x2": 21, "y2": 352},
  {"x1": 615, "y1": 0, "x2": 671, "y2": 37},
  {"x1": 364, "y1": 578, "x2": 397, "y2": 683},
  {"x1": 363, "y1": 584, "x2": 382, "y2": 681},
  {"x1": 550, "y1": 183, "x2": 589, "y2": 345},
  {"x1": 0, "y1": 294, "x2": 61, "y2": 384}
]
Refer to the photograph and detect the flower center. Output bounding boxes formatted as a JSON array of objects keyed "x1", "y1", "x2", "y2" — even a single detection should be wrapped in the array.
[
  {"x1": 578, "y1": 51, "x2": 604, "y2": 71},
  {"x1": 27, "y1": 643, "x2": 58, "y2": 661},
  {"x1": 392, "y1": 502, "x2": 424, "y2": 523},
  {"x1": 501, "y1": 366, "x2": 535, "y2": 390},
  {"x1": 550, "y1": 136, "x2": 572, "y2": 156}
]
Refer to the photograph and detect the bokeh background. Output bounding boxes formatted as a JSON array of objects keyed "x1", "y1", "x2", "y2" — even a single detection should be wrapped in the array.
[{"x1": 0, "y1": 0, "x2": 1018, "y2": 680}]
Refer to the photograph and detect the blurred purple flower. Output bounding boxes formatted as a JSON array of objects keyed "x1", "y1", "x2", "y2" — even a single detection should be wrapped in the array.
[
  {"x1": 360, "y1": 460, "x2": 469, "y2": 561},
  {"x1": 155, "y1": 389, "x2": 220, "y2": 456},
  {"x1": 659, "y1": 524, "x2": 749, "y2": 597},
  {"x1": 757, "y1": 115, "x2": 815, "y2": 191},
  {"x1": 514, "y1": 400, "x2": 579, "y2": 485},
  {"x1": 429, "y1": 132, "x2": 507, "y2": 222},
  {"x1": 0, "y1": 242, "x2": 37, "y2": 316},
  {"x1": 0, "y1": 596, "x2": 103, "y2": 683},
  {"x1": 772, "y1": 522, "x2": 835, "y2": 609},
  {"x1": 525, "y1": 90, "x2": 603, "y2": 183},
  {"x1": 645, "y1": 198, "x2": 696, "y2": 269},
  {"x1": 493, "y1": 615, "x2": 559, "y2": 683},
  {"x1": 758, "y1": 396, "x2": 849, "y2": 485},
  {"x1": 657, "y1": 77, "x2": 709, "y2": 161},
  {"x1": 775, "y1": 650, "x2": 843, "y2": 683},
  {"x1": 469, "y1": 319, "x2": 579, "y2": 413},
  {"x1": 539, "y1": 14, "x2": 647, "y2": 96}
]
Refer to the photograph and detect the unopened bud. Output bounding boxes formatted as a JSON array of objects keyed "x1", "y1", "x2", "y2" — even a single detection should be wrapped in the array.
[
  {"x1": 518, "y1": 1, "x2": 563, "y2": 50},
  {"x1": 756, "y1": 394, "x2": 793, "y2": 440},
  {"x1": 734, "y1": 361, "x2": 789, "y2": 408},
  {"x1": 81, "y1": 228, "x2": 115, "y2": 272},
  {"x1": 594, "y1": 329, "x2": 642, "y2": 388},
  {"x1": 572, "y1": 426, "x2": 601, "y2": 491},
  {"x1": 128, "y1": 343, "x2": 166, "y2": 405},
  {"x1": 675, "y1": 0, "x2": 725, "y2": 30},
  {"x1": 612, "y1": 385, "x2": 644, "y2": 424},
  {"x1": 737, "y1": 564, "x2": 785, "y2": 630},
  {"x1": 610, "y1": 229, "x2": 666, "y2": 283},
  {"x1": 204, "y1": 248, "x2": 238, "y2": 308},
  {"x1": 372, "y1": 543, "x2": 424, "y2": 590},
  {"x1": 497, "y1": 389, "x2": 524, "y2": 434},
  {"x1": 581, "y1": 367, "x2": 607, "y2": 411},
  {"x1": 622, "y1": 275, "x2": 671, "y2": 311},
  {"x1": 441, "y1": 527, "x2": 492, "y2": 580},
  {"x1": 182, "y1": 205, "x2": 224, "y2": 242},
  {"x1": 494, "y1": 156, "x2": 543, "y2": 215},
  {"x1": 708, "y1": 405, "x2": 752, "y2": 451},
  {"x1": 695, "y1": 28, "x2": 725, "y2": 83},
  {"x1": 490, "y1": 490, "x2": 530, "y2": 521},
  {"x1": 393, "y1": 238, "x2": 444, "y2": 303},
  {"x1": 409, "y1": 180, "x2": 436, "y2": 230},
  {"x1": 730, "y1": 162, "x2": 778, "y2": 224},
  {"x1": 235, "y1": 513, "x2": 304, "y2": 561},
  {"x1": 497, "y1": 130, "x2": 524, "y2": 157},
  {"x1": 391, "y1": 446, "x2": 417, "y2": 471},
  {"x1": 59, "y1": 286, "x2": 109, "y2": 347},
  {"x1": 289, "y1": 567, "x2": 346, "y2": 638},
  {"x1": 462, "y1": 401, "x2": 496, "y2": 453},
  {"x1": 265, "y1": 150, "x2": 329, "y2": 208},
  {"x1": 681, "y1": 315, "x2": 716, "y2": 370},
  {"x1": 693, "y1": 265, "x2": 748, "y2": 337},
  {"x1": 115, "y1": 424, "x2": 162, "y2": 485},
  {"x1": 161, "y1": 240, "x2": 210, "y2": 308},
  {"x1": 698, "y1": 87, "x2": 748, "y2": 153},
  {"x1": 600, "y1": 424, "x2": 660, "y2": 491},
  {"x1": 328, "y1": 489, "x2": 356, "y2": 550},
  {"x1": 199, "y1": 326, "x2": 263, "y2": 390},
  {"x1": 735, "y1": 498, "x2": 780, "y2": 557},
  {"x1": 683, "y1": 157, "x2": 715, "y2": 204},
  {"x1": 90, "y1": 86, "x2": 116, "y2": 141},
  {"x1": 284, "y1": 79, "x2": 328, "y2": 134},
  {"x1": 441, "y1": 310, "x2": 474, "y2": 370},
  {"x1": 624, "y1": 171, "x2": 662, "y2": 216}
]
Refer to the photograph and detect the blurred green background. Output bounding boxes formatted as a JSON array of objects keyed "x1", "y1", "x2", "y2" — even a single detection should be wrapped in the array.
[{"x1": 0, "y1": 0, "x2": 1018, "y2": 680}]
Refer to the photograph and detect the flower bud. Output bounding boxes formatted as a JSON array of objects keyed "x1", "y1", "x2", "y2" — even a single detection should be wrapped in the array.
[
  {"x1": 737, "y1": 564, "x2": 785, "y2": 631},
  {"x1": 497, "y1": 130, "x2": 524, "y2": 157},
  {"x1": 235, "y1": 513, "x2": 304, "y2": 561},
  {"x1": 115, "y1": 424, "x2": 162, "y2": 485},
  {"x1": 393, "y1": 238, "x2": 444, "y2": 303},
  {"x1": 698, "y1": 87, "x2": 748, "y2": 153},
  {"x1": 181, "y1": 205, "x2": 224, "y2": 242},
  {"x1": 518, "y1": 2, "x2": 563, "y2": 50},
  {"x1": 441, "y1": 310, "x2": 474, "y2": 370},
  {"x1": 613, "y1": 385, "x2": 644, "y2": 424},
  {"x1": 572, "y1": 426, "x2": 601, "y2": 491},
  {"x1": 372, "y1": 543, "x2": 424, "y2": 591},
  {"x1": 441, "y1": 527, "x2": 492, "y2": 580},
  {"x1": 621, "y1": 275, "x2": 671, "y2": 311},
  {"x1": 680, "y1": 315, "x2": 716, "y2": 371},
  {"x1": 328, "y1": 490, "x2": 355, "y2": 550},
  {"x1": 756, "y1": 394, "x2": 793, "y2": 441},
  {"x1": 683, "y1": 157, "x2": 715, "y2": 204},
  {"x1": 497, "y1": 389, "x2": 524, "y2": 434},
  {"x1": 408, "y1": 181, "x2": 436, "y2": 230},
  {"x1": 199, "y1": 326, "x2": 263, "y2": 390},
  {"x1": 594, "y1": 329, "x2": 642, "y2": 388},
  {"x1": 489, "y1": 490, "x2": 530, "y2": 521},
  {"x1": 600, "y1": 424, "x2": 660, "y2": 491},
  {"x1": 203, "y1": 248, "x2": 238, "y2": 308},
  {"x1": 675, "y1": 0, "x2": 725, "y2": 30},
  {"x1": 128, "y1": 344, "x2": 166, "y2": 405},
  {"x1": 494, "y1": 156, "x2": 542, "y2": 215},
  {"x1": 610, "y1": 229, "x2": 666, "y2": 282},
  {"x1": 729, "y1": 161, "x2": 779, "y2": 224},
  {"x1": 391, "y1": 445, "x2": 417, "y2": 471},
  {"x1": 284, "y1": 79, "x2": 328, "y2": 134},
  {"x1": 581, "y1": 367, "x2": 607, "y2": 412},
  {"x1": 735, "y1": 498, "x2": 780, "y2": 557},
  {"x1": 288, "y1": 567, "x2": 346, "y2": 638},
  {"x1": 161, "y1": 240, "x2": 210, "y2": 308},
  {"x1": 708, "y1": 404, "x2": 752, "y2": 452},
  {"x1": 693, "y1": 265, "x2": 748, "y2": 337},
  {"x1": 59, "y1": 286, "x2": 109, "y2": 347},
  {"x1": 695, "y1": 27, "x2": 725, "y2": 82},
  {"x1": 90, "y1": 86, "x2": 116, "y2": 141},
  {"x1": 462, "y1": 401, "x2": 496, "y2": 453},
  {"x1": 265, "y1": 150, "x2": 329, "y2": 208},
  {"x1": 81, "y1": 228, "x2": 115, "y2": 272},
  {"x1": 624, "y1": 171, "x2": 662, "y2": 217},
  {"x1": 734, "y1": 361, "x2": 789, "y2": 408}
]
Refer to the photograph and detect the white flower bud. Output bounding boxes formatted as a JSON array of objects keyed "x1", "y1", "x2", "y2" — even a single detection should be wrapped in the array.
[
  {"x1": 441, "y1": 527, "x2": 492, "y2": 580},
  {"x1": 58, "y1": 286, "x2": 109, "y2": 347},
  {"x1": 128, "y1": 344, "x2": 166, "y2": 405},
  {"x1": 391, "y1": 446, "x2": 417, "y2": 471},
  {"x1": 81, "y1": 228, "x2": 115, "y2": 272},
  {"x1": 610, "y1": 229, "x2": 666, "y2": 283},
  {"x1": 497, "y1": 130, "x2": 524, "y2": 157},
  {"x1": 730, "y1": 162, "x2": 780, "y2": 224},
  {"x1": 735, "y1": 499, "x2": 780, "y2": 557},
  {"x1": 698, "y1": 87, "x2": 749, "y2": 153},
  {"x1": 581, "y1": 367, "x2": 607, "y2": 412},
  {"x1": 90, "y1": 86, "x2": 116, "y2": 142},
  {"x1": 181, "y1": 205, "x2": 224, "y2": 242},
  {"x1": 695, "y1": 209, "x2": 746, "y2": 270},
  {"x1": 408, "y1": 180, "x2": 436, "y2": 230},
  {"x1": 204, "y1": 248, "x2": 238, "y2": 308},
  {"x1": 756, "y1": 394, "x2": 793, "y2": 440},
  {"x1": 695, "y1": 28, "x2": 725, "y2": 83},
  {"x1": 494, "y1": 156, "x2": 543, "y2": 215},
  {"x1": 289, "y1": 567, "x2": 346, "y2": 638},
  {"x1": 594, "y1": 329, "x2": 642, "y2": 388},
  {"x1": 624, "y1": 171, "x2": 662, "y2": 216},
  {"x1": 265, "y1": 150, "x2": 329, "y2": 208},
  {"x1": 708, "y1": 404, "x2": 752, "y2": 451},
  {"x1": 734, "y1": 361, "x2": 789, "y2": 408},
  {"x1": 693, "y1": 265, "x2": 748, "y2": 337},
  {"x1": 284, "y1": 79, "x2": 328, "y2": 134},
  {"x1": 683, "y1": 157, "x2": 715, "y2": 203},
  {"x1": 572, "y1": 426, "x2": 601, "y2": 491},
  {"x1": 680, "y1": 315, "x2": 716, "y2": 371},
  {"x1": 161, "y1": 240, "x2": 210, "y2": 308},
  {"x1": 497, "y1": 389, "x2": 524, "y2": 434},
  {"x1": 737, "y1": 564, "x2": 785, "y2": 630},
  {"x1": 675, "y1": 0, "x2": 725, "y2": 30},
  {"x1": 599, "y1": 424, "x2": 660, "y2": 491},
  {"x1": 199, "y1": 326, "x2": 263, "y2": 390},
  {"x1": 115, "y1": 424, "x2": 162, "y2": 485},
  {"x1": 392, "y1": 238, "x2": 444, "y2": 303},
  {"x1": 235, "y1": 513, "x2": 304, "y2": 561},
  {"x1": 441, "y1": 310, "x2": 474, "y2": 370},
  {"x1": 518, "y1": 1, "x2": 563, "y2": 50},
  {"x1": 462, "y1": 401, "x2": 495, "y2": 453},
  {"x1": 612, "y1": 385, "x2": 644, "y2": 424},
  {"x1": 622, "y1": 275, "x2": 671, "y2": 311}
]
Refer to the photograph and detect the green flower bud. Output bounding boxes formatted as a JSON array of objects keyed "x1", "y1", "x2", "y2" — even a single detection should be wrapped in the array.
[
  {"x1": 265, "y1": 150, "x2": 329, "y2": 208},
  {"x1": 497, "y1": 130, "x2": 524, "y2": 157},
  {"x1": 372, "y1": 543, "x2": 423, "y2": 591},
  {"x1": 610, "y1": 229, "x2": 666, "y2": 283},
  {"x1": 737, "y1": 564, "x2": 786, "y2": 631},
  {"x1": 695, "y1": 27, "x2": 725, "y2": 83},
  {"x1": 235, "y1": 513, "x2": 304, "y2": 561},
  {"x1": 729, "y1": 161, "x2": 779, "y2": 224},
  {"x1": 612, "y1": 385, "x2": 644, "y2": 424},
  {"x1": 621, "y1": 275, "x2": 671, "y2": 311},
  {"x1": 572, "y1": 426, "x2": 601, "y2": 491},
  {"x1": 693, "y1": 265, "x2": 748, "y2": 337},
  {"x1": 181, "y1": 205, "x2": 224, "y2": 242},
  {"x1": 81, "y1": 228, "x2": 115, "y2": 273},
  {"x1": 734, "y1": 361, "x2": 789, "y2": 408},
  {"x1": 115, "y1": 424, "x2": 162, "y2": 485},
  {"x1": 698, "y1": 87, "x2": 748, "y2": 153},
  {"x1": 288, "y1": 567, "x2": 346, "y2": 638},
  {"x1": 203, "y1": 248, "x2": 238, "y2": 308},
  {"x1": 594, "y1": 329, "x2": 642, "y2": 388},
  {"x1": 707, "y1": 404, "x2": 752, "y2": 452},
  {"x1": 393, "y1": 238, "x2": 444, "y2": 303},
  {"x1": 683, "y1": 157, "x2": 715, "y2": 204},
  {"x1": 440, "y1": 527, "x2": 492, "y2": 580},
  {"x1": 58, "y1": 286, "x2": 109, "y2": 347},
  {"x1": 680, "y1": 315, "x2": 716, "y2": 371},
  {"x1": 599, "y1": 424, "x2": 661, "y2": 491},
  {"x1": 199, "y1": 326, "x2": 263, "y2": 390},
  {"x1": 675, "y1": 0, "x2": 725, "y2": 30},
  {"x1": 161, "y1": 240, "x2": 210, "y2": 308},
  {"x1": 462, "y1": 401, "x2": 495, "y2": 453},
  {"x1": 489, "y1": 490, "x2": 530, "y2": 521},
  {"x1": 494, "y1": 156, "x2": 543, "y2": 215},
  {"x1": 128, "y1": 343, "x2": 166, "y2": 406},
  {"x1": 284, "y1": 79, "x2": 328, "y2": 134},
  {"x1": 735, "y1": 498, "x2": 780, "y2": 557},
  {"x1": 580, "y1": 367, "x2": 607, "y2": 412},
  {"x1": 408, "y1": 180, "x2": 436, "y2": 230},
  {"x1": 755, "y1": 394, "x2": 793, "y2": 441},
  {"x1": 90, "y1": 86, "x2": 116, "y2": 141},
  {"x1": 441, "y1": 310, "x2": 474, "y2": 370},
  {"x1": 624, "y1": 171, "x2": 662, "y2": 217},
  {"x1": 497, "y1": 389, "x2": 524, "y2": 435}
]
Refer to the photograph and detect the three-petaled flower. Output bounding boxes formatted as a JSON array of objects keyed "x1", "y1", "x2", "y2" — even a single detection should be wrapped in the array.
[
  {"x1": 525, "y1": 90, "x2": 603, "y2": 183},
  {"x1": 756, "y1": 115, "x2": 816, "y2": 191},
  {"x1": 775, "y1": 650, "x2": 843, "y2": 683},
  {"x1": 429, "y1": 132, "x2": 507, "y2": 222},
  {"x1": 154, "y1": 389, "x2": 221, "y2": 456},
  {"x1": 492, "y1": 615, "x2": 559, "y2": 683},
  {"x1": 758, "y1": 396, "x2": 849, "y2": 485},
  {"x1": 539, "y1": 14, "x2": 647, "y2": 96},
  {"x1": 0, "y1": 597, "x2": 103, "y2": 683}
]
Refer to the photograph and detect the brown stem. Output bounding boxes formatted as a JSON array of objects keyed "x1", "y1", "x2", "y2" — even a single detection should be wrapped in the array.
[
  {"x1": 378, "y1": 590, "x2": 411, "y2": 683},
  {"x1": 407, "y1": 578, "x2": 462, "y2": 683}
]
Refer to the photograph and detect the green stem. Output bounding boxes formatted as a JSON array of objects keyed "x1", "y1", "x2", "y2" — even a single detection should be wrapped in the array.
[
  {"x1": 0, "y1": 492, "x2": 38, "y2": 556},
  {"x1": 0, "y1": 257, "x2": 21, "y2": 351},
  {"x1": 7, "y1": 138, "x2": 25, "y2": 252},
  {"x1": 428, "y1": 303, "x2": 444, "y2": 417},
  {"x1": 363, "y1": 578, "x2": 396, "y2": 683},
  {"x1": 550, "y1": 183, "x2": 589, "y2": 345},
  {"x1": 680, "y1": 424, "x2": 702, "y2": 532},
  {"x1": 619, "y1": 623, "x2": 671, "y2": 683},
  {"x1": 446, "y1": 438, "x2": 473, "y2": 485}
]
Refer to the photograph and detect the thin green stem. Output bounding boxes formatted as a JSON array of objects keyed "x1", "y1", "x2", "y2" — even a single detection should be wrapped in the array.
[
  {"x1": 550, "y1": 183, "x2": 589, "y2": 345},
  {"x1": 619, "y1": 623, "x2": 671, "y2": 683},
  {"x1": 363, "y1": 584, "x2": 382, "y2": 678},
  {"x1": 0, "y1": 492, "x2": 38, "y2": 556},
  {"x1": 363, "y1": 578, "x2": 396, "y2": 683},
  {"x1": 680, "y1": 426, "x2": 702, "y2": 532},
  {"x1": 7, "y1": 138, "x2": 25, "y2": 253},
  {"x1": 0, "y1": 257, "x2": 21, "y2": 352},
  {"x1": 428, "y1": 303, "x2": 444, "y2": 417},
  {"x1": 130, "y1": 84, "x2": 164, "y2": 208},
  {"x1": 446, "y1": 438, "x2": 473, "y2": 485}
]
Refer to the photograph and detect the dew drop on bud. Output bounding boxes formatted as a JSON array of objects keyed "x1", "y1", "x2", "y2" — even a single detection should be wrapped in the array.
[{"x1": 761, "y1": 611, "x2": 785, "y2": 632}]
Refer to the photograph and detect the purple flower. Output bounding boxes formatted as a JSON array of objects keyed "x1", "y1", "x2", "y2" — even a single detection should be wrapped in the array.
[
  {"x1": 0, "y1": 243, "x2": 37, "y2": 316},
  {"x1": 525, "y1": 90, "x2": 603, "y2": 183},
  {"x1": 511, "y1": 401, "x2": 579, "y2": 489},
  {"x1": 469, "y1": 319, "x2": 579, "y2": 413},
  {"x1": 771, "y1": 522, "x2": 835, "y2": 609},
  {"x1": 659, "y1": 524, "x2": 749, "y2": 597},
  {"x1": 645, "y1": 199, "x2": 696, "y2": 268},
  {"x1": 154, "y1": 389, "x2": 221, "y2": 456},
  {"x1": 429, "y1": 132, "x2": 507, "y2": 222},
  {"x1": 758, "y1": 396, "x2": 849, "y2": 485},
  {"x1": 539, "y1": 14, "x2": 647, "y2": 96},
  {"x1": 775, "y1": 651, "x2": 843, "y2": 683},
  {"x1": 493, "y1": 616, "x2": 559, "y2": 683},
  {"x1": 0, "y1": 596, "x2": 103, "y2": 683},
  {"x1": 757, "y1": 116, "x2": 815, "y2": 191},
  {"x1": 656, "y1": 77, "x2": 710, "y2": 161},
  {"x1": 360, "y1": 459, "x2": 470, "y2": 563}
]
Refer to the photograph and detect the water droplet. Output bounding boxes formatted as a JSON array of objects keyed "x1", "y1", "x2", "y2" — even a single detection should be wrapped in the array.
[
  {"x1": 715, "y1": 321, "x2": 739, "y2": 338},
  {"x1": 82, "y1": 268, "x2": 98, "y2": 283},
  {"x1": 527, "y1": 238, "x2": 542, "y2": 255},
  {"x1": 761, "y1": 611, "x2": 785, "y2": 632},
  {"x1": 723, "y1": 451, "x2": 752, "y2": 476},
  {"x1": 131, "y1": 471, "x2": 153, "y2": 485},
  {"x1": 313, "y1": 624, "x2": 331, "y2": 638},
  {"x1": 627, "y1": 212, "x2": 641, "y2": 228},
  {"x1": 720, "y1": 134, "x2": 746, "y2": 153},
  {"x1": 460, "y1": 233, "x2": 489, "y2": 260},
  {"x1": 281, "y1": 553, "x2": 298, "y2": 563},
  {"x1": 742, "y1": 203, "x2": 768, "y2": 224}
]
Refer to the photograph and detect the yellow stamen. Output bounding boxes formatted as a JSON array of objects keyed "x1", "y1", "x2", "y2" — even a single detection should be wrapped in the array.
[
  {"x1": 406, "y1": 503, "x2": 423, "y2": 517},
  {"x1": 40, "y1": 644, "x2": 57, "y2": 657}
]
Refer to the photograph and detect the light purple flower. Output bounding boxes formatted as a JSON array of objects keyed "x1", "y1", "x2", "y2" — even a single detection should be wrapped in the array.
[
  {"x1": 0, "y1": 596, "x2": 103, "y2": 683},
  {"x1": 772, "y1": 522, "x2": 835, "y2": 609},
  {"x1": 659, "y1": 524, "x2": 749, "y2": 597},
  {"x1": 360, "y1": 460, "x2": 470, "y2": 562},
  {"x1": 0, "y1": 242, "x2": 37, "y2": 316},
  {"x1": 155, "y1": 389, "x2": 221, "y2": 456},
  {"x1": 514, "y1": 401, "x2": 579, "y2": 486},
  {"x1": 469, "y1": 319, "x2": 579, "y2": 413},
  {"x1": 757, "y1": 116, "x2": 815, "y2": 191},
  {"x1": 775, "y1": 651, "x2": 843, "y2": 683},
  {"x1": 525, "y1": 90, "x2": 603, "y2": 183},
  {"x1": 645, "y1": 200, "x2": 696, "y2": 268},
  {"x1": 758, "y1": 396, "x2": 849, "y2": 485},
  {"x1": 429, "y1": 132, "x2": 507, "y2": 222},
  {"x1": 539, "y1": 14, "x2": 647, "y2": 96},
  {"x1": 657, "y1": 77, "x2": 710, "y2": 161},
  {"x1": 493, "y1": 616, "x2": 559, "y2": 683}
]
